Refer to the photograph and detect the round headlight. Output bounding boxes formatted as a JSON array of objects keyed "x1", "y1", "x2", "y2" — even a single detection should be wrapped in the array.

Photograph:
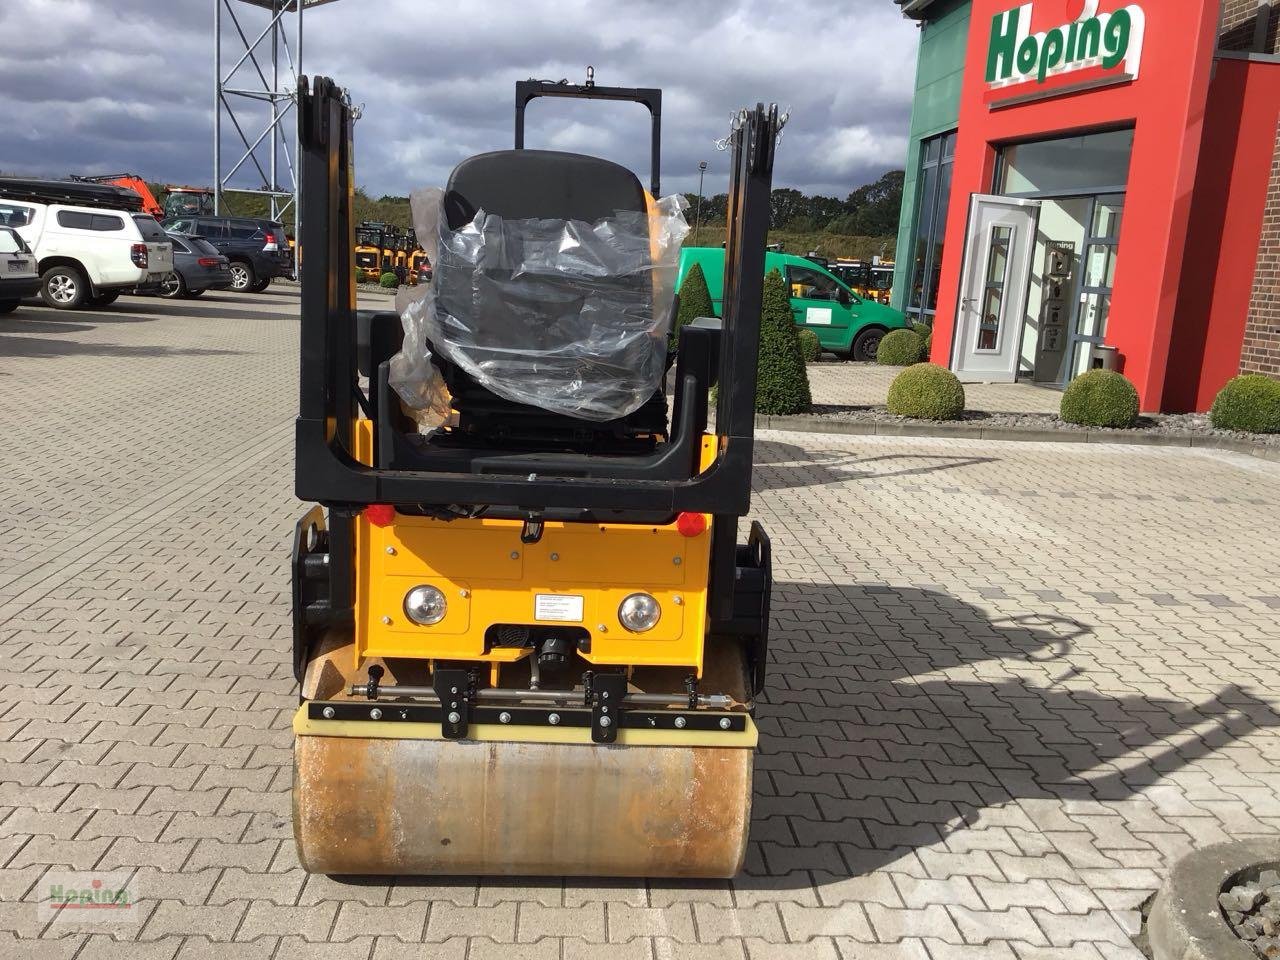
[
  {"x1": 618, "y1": 593, "x2": 661, "y2": 633},
  {"x1": 404, "y1": 584, "x2": 447, "y2": 625}
]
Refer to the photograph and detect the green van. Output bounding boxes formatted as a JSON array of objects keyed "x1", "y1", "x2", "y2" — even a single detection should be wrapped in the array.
[{"x1": 675, "y1": 247, "x2": 910, "y2": 361}]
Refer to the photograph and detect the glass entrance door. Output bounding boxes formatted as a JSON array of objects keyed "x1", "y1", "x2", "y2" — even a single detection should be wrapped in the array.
[
  {"x1": 953, "y1": 195, "x2": 1041, "y2": 382},
  {"x1": 1067, "y1": 195, "x2": 1123, "y2": 380}
]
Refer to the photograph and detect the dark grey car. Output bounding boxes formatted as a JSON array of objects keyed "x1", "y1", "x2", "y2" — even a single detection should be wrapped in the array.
[
  {"x1": 162, "y1": 215, "x2": 293, "y2": 292},
  {"x1": 156, "y1": 232, "x2": 234, "y2": 299}
]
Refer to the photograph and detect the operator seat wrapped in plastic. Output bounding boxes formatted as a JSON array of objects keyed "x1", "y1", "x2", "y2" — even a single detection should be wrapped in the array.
[{"x1": 390, "y1": 149, "x2": 689, "y2": 448}]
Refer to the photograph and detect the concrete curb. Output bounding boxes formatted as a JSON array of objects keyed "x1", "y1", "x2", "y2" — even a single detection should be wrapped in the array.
[
  {"x1": 276, "y1": 278, "x2": 398, "y2": 300},
  {"x1": 1148, "y1": 838, "x2": 1280, "y2": 960},
  {"x1": 756, "y1": 414, "x2": 1280, "y2": 462}
]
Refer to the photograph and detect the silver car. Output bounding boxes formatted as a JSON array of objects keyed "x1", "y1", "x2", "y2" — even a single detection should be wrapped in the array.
[{"x1": 0, "y1": 226, "x2": 39, "y2": 314}]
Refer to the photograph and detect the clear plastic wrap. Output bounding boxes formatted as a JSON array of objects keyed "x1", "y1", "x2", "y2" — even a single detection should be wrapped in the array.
[{"x1": 389, "y1": 187, "x2": 689, "y2": 425}]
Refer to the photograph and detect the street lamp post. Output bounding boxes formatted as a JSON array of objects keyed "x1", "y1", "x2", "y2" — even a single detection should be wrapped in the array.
[{"x1": 695, "y1": 160, "x2": 708, "y2": 245}]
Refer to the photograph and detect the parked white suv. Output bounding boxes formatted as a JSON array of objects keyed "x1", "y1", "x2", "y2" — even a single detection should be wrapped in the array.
[{"x1": 0, "y1": 179, "x2": 173, "y2": 310}]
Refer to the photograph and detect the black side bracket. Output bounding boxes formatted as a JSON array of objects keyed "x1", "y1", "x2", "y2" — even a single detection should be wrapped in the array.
[
  {"x1": 590, "y1": 672, "x2": 629, "y2": 744},
  {"x1": 434, "y1": 668, "x2": 474, "y2": 739},
  {"x1": 291, "y1": 505, "x2": 355, "y2": 686}
]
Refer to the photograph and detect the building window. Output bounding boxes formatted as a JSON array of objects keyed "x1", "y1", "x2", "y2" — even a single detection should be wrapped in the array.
[
  {"x1": 906, "y1": 130, "x2": 956, "y2": 322},
  {"x1": 997, "y1": 128, "x2": 1134, "y2": 196}
]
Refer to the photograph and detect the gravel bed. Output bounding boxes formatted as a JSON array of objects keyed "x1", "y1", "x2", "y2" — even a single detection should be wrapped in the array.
[
  {"x1": 1222, "y1": 869, "x2": 1280, "y2": 958},
  {"x1": 806, "y1": 404, "x2": 1280, "y2": 447}
]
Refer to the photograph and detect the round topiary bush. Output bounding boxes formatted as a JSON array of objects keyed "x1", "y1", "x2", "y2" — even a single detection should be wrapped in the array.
[
  {"x1": 877, "y1": 328, "x2": 924, "y2": 366},
  {"x1": 886, "y1": 363, "x2": 965, "y2": 420},
  {"x1": 1060, "y1": 369, "x2": 1139, "y2": 428},
  {"x1": 379, "y1": 271, "x2": 398, "y2": 289},
  {"x1": 1211, "y1": 374, "x2": 1280, "y2": 433},
  {"x1": 797, "y1": 329, "x2": 821, "y2": 363}
]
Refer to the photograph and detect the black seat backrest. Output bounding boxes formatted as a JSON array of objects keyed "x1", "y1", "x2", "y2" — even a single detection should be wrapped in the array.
[
  {"x1": 442, "y1": 149, "x2": 647, "y2": 227},
  {"x1": 419, "y1": 149, "x2": 669, "y2": 452}
]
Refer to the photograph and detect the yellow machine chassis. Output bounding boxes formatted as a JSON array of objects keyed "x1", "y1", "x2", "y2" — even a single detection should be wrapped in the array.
[{"x1": 351, "y1": 421, "x2": 718, "y2": 677}]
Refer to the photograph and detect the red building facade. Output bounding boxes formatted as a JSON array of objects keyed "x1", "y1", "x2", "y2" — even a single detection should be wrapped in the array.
[{"x1": 924, "y1": 0, "x2": 1280, "y2": 411}]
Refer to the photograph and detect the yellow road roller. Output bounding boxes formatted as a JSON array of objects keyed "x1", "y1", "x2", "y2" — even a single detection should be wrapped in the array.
[{"x1": 291, "y1": 75, "x2": 781, "y2": 877}]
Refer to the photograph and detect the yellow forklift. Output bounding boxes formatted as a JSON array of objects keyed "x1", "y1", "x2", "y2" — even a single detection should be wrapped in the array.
[
  {"x1": 380, "y1": 226, "x2": 397, "y2": 276},
  {"x1": 291, "y1": 75, "x2": 780, "y2": 876},
  {"x1": 354, "y1": 222, "x2": 383, "y2": 281},
  {"x1": 407, "y1": 229, "x2": 430, "y2": 285},
  {"x1": 393, "y1": 230, "x2": 409, "y2": 277},
  {"x1": 868, "y1": 260, "x2": 895, "y2": 305},
  {"x1": 830, "y1": 258, "x2": 870, "y2": 298}
]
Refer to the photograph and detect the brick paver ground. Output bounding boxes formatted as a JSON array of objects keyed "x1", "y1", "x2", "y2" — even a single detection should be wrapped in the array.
[
  {"x1": 2, "y1": 289, "x2": 1279, "y2": 959},
  {"x1": 808, "y1": 362, "x2": 1064, "y2": 414}
]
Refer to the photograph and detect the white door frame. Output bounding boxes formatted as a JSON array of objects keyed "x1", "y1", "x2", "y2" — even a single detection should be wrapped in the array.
[{"x1": 951, "y1": 194, "x2": 1041, "y2": 383}]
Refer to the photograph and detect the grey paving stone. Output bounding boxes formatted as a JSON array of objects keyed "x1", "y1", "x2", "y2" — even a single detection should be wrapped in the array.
[
  {"x1": 236, "y1": 901, "x2": 338, "y2": 942},
  {"x1": 606, "y1": 903, "x2": 697, "y2": 942},
  {"x1": 145, "y1": 902, "x2": 249, "y2": 940},
  {"x1": 370, "y1": 938, "x2": 466, "y2": 960},
  {"x1": 425, "y1": 903, "x2": 517, "y2": 942},
  {"x1": 77, "y1": 935, "x2": 183, "y2": 960}
]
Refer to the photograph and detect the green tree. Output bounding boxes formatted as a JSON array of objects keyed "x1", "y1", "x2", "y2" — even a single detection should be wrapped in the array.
[
  {"x1": 846, "y1": 170, "x2": 905, "y2": 236},
  {"x1": 755, "y1": 268, "x2": 811, "y2": 415},
  {"x1": 671, "y1": 262, "x2": 714, "y2": 350},
  {"x1": 769, "y1": 188, "x2": 808, "y2": 229}
]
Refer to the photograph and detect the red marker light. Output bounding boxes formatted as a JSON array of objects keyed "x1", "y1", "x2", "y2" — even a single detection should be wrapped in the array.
[
  {"x1": 365, "y1": 504, "x2": 396, "y2": 527},
  {"x1": 676, "y1": 512, "x2": 707, "y2": 537}
]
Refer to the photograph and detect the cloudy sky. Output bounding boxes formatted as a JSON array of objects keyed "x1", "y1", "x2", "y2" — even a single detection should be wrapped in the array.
[{"x1": 0, "y1": 0, "x2": 920, "y2": 201}]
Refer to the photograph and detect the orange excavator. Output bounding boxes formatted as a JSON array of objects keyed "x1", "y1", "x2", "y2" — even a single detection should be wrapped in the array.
[{"x1": 72, "y1": 175, "x2": 214, "y2": 222}]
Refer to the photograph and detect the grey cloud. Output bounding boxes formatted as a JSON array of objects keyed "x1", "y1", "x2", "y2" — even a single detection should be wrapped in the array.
[{"x1": 0, "y1": 0, "x2": 918, "y2": 200}]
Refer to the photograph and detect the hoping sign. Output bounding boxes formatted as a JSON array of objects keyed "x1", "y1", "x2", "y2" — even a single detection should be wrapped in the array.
[{"x1": 986, "y1": 1, "x2": 1145, "y2": 104}]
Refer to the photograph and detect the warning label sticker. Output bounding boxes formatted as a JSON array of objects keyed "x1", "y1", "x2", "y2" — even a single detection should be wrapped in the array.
[{"x1": 534, "y1": 594, "x2": 585, "y2": 622}]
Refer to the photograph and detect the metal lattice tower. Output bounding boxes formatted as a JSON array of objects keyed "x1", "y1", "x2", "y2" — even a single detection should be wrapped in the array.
[{"x1": 213, "y1": 0, "x2": 342, "y2": 229}]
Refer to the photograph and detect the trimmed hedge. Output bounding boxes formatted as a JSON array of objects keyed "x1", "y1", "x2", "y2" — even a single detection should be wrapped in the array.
[
  {"x1": 797, "y1": 329, "x2": 822, "y2": 363},
  {"x1": 671, "y1": 261, "x2": 715, "y2": 350},
  {"x1": 887, "y1": 363, "x2": 965, "y2": 420},
  {"x1": 877, "y1": 328, "x2": 924, "y2": 366},
  {"x1": 756, "y1": 268, "x2": 812, "y2": 415},
  {"x1": 918, "y1": 327, "x2": 932, "y2": 361},
  {"x1": 379, "y1": 271, "x2": 398, "y2": 289},
  {"x1": 1060, "y1": 369, "x2": 1139, "y2": 428},
  {"x1": 1210, "y1": 374, "x2": 1280, "y2": 433}
]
